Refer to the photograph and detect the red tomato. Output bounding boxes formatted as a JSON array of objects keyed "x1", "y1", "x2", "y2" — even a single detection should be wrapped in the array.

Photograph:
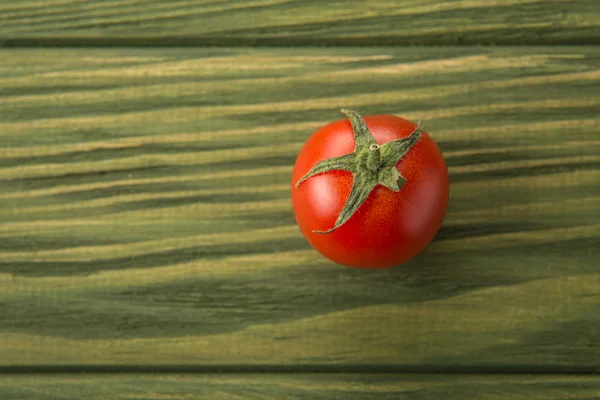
[{"x1": 291, "y1": 109, "x2": 449, "y2": 269}]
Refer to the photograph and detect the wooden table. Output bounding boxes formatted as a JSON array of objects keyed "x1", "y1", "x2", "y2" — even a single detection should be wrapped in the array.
[{"x1": 1, "y1": 1, "x2": 599, "y2": 398}]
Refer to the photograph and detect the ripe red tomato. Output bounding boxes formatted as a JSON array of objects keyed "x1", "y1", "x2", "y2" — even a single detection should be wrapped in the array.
[{"x1": 291, "y1": 109, "x2": 449, "y2": 269}]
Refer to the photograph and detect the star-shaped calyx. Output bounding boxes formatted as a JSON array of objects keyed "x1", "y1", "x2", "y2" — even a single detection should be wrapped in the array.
[{"x1": 295, "y1": 109, "x2": 422, "y2": 234}]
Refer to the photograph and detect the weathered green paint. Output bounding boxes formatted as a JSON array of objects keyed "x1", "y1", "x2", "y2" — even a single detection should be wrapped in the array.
[
  {"x1": 0, "y1": 48, "x2": 599, "y2": 370},
  {"x1": 0, "y1": 0, "x2": 598, "y2": 46},
  {"x1": 1, "y1": 374, "x2": 600, "y2": 399}
]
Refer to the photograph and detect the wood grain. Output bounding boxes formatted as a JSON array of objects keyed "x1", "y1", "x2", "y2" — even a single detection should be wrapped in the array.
[
  {"x1": 1, "y1": 374, "x2": 600, "y2": 399},
  {"x1": 0, "y1": 47, "x2": 599, "y2": 368},
  {"x1": 0, "y1": 0, "x2": 598, "y2": 46}
]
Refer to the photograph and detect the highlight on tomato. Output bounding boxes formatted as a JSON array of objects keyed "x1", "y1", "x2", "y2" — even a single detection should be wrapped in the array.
[{"x1": 291, "y1": 109, "x2": 449, "y2": 269}]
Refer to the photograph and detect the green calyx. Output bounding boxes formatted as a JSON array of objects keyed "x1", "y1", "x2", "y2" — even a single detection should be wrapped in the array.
[{"x1": 295, "y1": 109, "x2": 422, "y2": 234}]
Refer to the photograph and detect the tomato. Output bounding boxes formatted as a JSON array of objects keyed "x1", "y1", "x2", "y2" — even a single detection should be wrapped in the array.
[{"x1": 291, "y1": 109, "x2": 449, "y2": 269}]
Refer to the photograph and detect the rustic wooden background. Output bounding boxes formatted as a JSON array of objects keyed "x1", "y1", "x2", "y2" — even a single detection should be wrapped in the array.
[{"x1": 1, "y1": 0, "x2": 599, "y2": 398}]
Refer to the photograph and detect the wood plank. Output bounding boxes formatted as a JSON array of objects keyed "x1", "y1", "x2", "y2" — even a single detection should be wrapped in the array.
[
  {"x1": 0, "y1": 0, "x2": 598, "y2": 46},
  {"x1": 0, "y1": 47, "x2": 599, "y2": 368},
  {"x1": 1, "y1": 374, "x2": 600, "y2": 399}
]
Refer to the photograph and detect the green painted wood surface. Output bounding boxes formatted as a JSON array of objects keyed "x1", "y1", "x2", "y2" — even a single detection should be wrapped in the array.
[
  {"x1": 0, "y1": 0, "x2": 599, "y2": 46},
  {"x1": 1, "y1": 47, "x2": 599, "y2": 368},
  {"x1": 1, "y1": 374, "x2": 600, "y2": 399}
]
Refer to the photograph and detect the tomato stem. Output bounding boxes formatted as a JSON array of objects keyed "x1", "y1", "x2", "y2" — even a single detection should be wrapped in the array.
[{"x1": 295, "y1": 109, "x2": 422, "y2": 234}]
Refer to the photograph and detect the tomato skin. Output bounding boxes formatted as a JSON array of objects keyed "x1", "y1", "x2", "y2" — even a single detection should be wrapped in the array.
[{"x1": 291, "y1": 114, "x2": 449, "y2": 268}]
